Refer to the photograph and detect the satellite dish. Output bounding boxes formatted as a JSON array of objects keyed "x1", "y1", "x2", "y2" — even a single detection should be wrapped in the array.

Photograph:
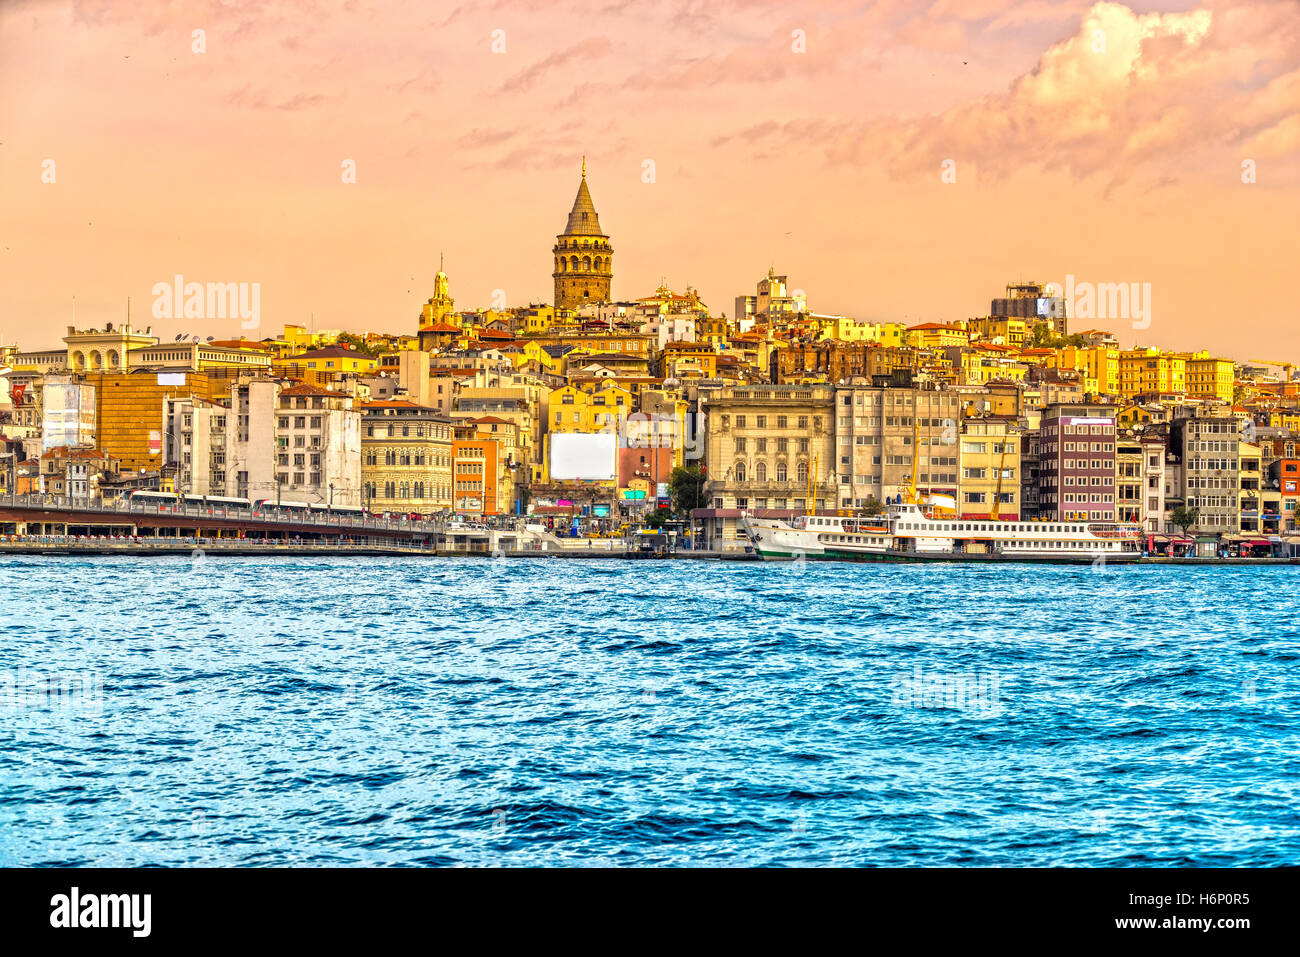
[
  {"x1": 174, "y1": 333, "x2": 184, "y2": 341},
  {"x1": 191, "y1": 335, "x2": 200, "y2": 343},
  {"x1": 206, "y1": 336, "x2": 214, "y2": 342}
]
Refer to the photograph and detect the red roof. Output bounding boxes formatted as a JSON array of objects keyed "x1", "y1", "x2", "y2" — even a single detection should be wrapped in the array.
[{"x1": 280, "y1": 383, "x2": 350, "y2": 398}]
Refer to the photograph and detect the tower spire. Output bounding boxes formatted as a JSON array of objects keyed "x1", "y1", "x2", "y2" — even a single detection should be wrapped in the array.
[{"x1": 581, "y1": 155, "x2": 586, "y2": 178}]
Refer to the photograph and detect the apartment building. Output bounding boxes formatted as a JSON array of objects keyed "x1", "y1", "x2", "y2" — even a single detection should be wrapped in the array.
[{"x1": 360, "y1": 400, "x2": 453, "y2": 514}]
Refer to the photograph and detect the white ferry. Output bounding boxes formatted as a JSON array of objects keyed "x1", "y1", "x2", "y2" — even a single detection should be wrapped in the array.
[{"x1": 741, "y1": 502, "x2": 1143, "y2": 562}]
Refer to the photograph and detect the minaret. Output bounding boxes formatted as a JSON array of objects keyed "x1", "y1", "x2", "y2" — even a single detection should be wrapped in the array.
[{"x1": 552, "y1": 157, "x2": 613, "y2": 311}]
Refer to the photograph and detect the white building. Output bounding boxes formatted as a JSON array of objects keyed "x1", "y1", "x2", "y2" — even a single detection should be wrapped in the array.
[
  {"x1": 165, "y1": 379, "x2": 362, "y2": 505},
  {"x1": 40, "y1": 375, "x2": 97, "y2": 453}
]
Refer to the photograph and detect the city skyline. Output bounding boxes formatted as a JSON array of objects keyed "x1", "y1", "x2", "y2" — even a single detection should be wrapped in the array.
[{"x1": 3, "y1": 0, "x2": 1297, "y2": 357}]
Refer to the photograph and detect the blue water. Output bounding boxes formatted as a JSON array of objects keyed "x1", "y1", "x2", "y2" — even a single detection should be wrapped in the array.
[{"x1": 0, "y1": 556, "x2": 1296, "y2": 866}]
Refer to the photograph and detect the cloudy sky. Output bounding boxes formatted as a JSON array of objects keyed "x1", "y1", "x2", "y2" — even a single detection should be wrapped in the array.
[{"x1": 3, "y1": 0, "x2": 1297, "y2": 358}]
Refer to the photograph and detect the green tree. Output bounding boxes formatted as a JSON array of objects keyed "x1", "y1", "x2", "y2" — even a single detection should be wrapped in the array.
[
  {"x1": 1171, "y1": 505, "x2": 1198, "y2": 536},
  {"x1": 860, "y1": 496, "x2": 886, "y2": 516},
  {"x1": 336, "y1": 331, "x2": 382, "y2": 357},
  {"x1": 669, "y1": 464, "x2": 706, "y2": 516}
]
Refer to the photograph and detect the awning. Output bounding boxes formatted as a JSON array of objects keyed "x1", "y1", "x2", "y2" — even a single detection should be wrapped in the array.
[
  {"x1": 1170, "y1": 536, "x2": 1193, "y2": 544},
  {"x1": 1245, "y1": 539, "x2": 1273, "y2": 548}
]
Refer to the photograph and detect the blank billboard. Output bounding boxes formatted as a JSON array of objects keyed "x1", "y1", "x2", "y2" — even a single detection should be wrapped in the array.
[{"x1": 551, "y1": 432, "x2": 616, "y2": 481}]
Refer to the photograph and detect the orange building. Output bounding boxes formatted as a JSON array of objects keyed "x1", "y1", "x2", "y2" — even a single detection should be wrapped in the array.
[{"x1": 452, "y1": 426, "x2": 502, "y2": 516}]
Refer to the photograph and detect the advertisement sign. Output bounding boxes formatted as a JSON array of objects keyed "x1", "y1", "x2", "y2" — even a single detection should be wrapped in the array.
[{"x1": 550, "y1": 433, "x2": 617, "y2": 481}]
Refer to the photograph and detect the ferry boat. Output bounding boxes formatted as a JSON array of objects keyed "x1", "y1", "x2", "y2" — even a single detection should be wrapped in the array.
[{"x1": 741, "y1": 502, "x2": 1143, "y2": 562}]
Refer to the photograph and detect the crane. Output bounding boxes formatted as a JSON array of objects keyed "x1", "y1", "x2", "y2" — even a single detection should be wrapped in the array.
[
  {"x1": 989, "y1": 432, "x2": 1011, "y2": 520},
  {"x1": 1248, "y1": 359, "x2": 1295, "y2": 380},
  {"x1": 904, "y1": 412, "x2": 922, "y2": 506}
]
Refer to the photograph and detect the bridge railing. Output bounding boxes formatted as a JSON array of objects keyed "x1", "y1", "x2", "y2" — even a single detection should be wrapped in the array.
[{"x1": 1, "y1": 493, "x2": 531, "y2": 536}]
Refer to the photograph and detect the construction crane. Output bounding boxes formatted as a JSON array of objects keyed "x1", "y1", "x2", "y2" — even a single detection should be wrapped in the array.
[
  {"x1": 904, "y1": 413, "x2": 922, "y2": 506},
  {"x1": 1248, "y1": 359, "x2": 1295, "y2": 380},
  {"x1": 989, "y1": 433, "x2": 1011, "y2": 520}
]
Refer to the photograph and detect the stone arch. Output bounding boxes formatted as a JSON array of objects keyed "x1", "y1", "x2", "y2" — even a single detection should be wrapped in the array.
[
  {"x1": 71, "y1": 351, "x2": 85, "y2": 370},
  {"x1": 734, "y1": 461, "x2": 746, "y2": 482},
  {"x1": 593, "y1": 256, "x2": 602, "y2": 272},
  {"x1": 89, "y1": 350, "x2": 103, "y2": 370},
  {"x1": 756, "y1": 461, "x2": 767, "y2": 482},
  {"x1": 570, "y1": 255, "x2": 579, "y2": 271},
  {"x1": 106, "y1": 349, "x2": 120, "y2": 368},
  {"x1": 776, "y1": 462, "x2": 788, "y2": 482},
  {"x1": 581, "y1": 255, "x2": 591, "y2": 271},
  {"x1": 556, "y1": 257, "x2": 565, "y2": 273}
]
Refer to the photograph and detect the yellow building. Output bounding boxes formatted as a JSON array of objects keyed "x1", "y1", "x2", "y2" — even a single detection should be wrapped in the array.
[
  {"x1": 1119, "y1": 348, "x2": 1186, "y2": 398},
  {"x1": 1184, "y1": 352, "x2": 1235, "y2": 402},
  {"x1": 1051, "y1": 345, "x2": 1119, "y2": 397},
  {"x1": 818, "y1": 317, "x2": 906, "y2": 347},
  {"x1": 290, "y1": 346, "x2": 380, "y2": 376},
  {"x1": 905, "y1": 322, "x2": 969, "y2": 349},
  {"x1": 967, "y1": 317, "x2": 1029, "y2": 348},
  {"x1": 547, "y1": 385, "x2": 633, "y2": 435},
  {"x1": 958, "y1": 419, "x2": 1021, "y2": 519}
]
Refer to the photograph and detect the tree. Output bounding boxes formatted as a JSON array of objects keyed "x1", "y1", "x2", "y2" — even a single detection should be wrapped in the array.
[
  {"x1": 860, "y1": 496, "x2": 886, "y2": 516},
  {"x1": 669, "y1": 464, "x2": 706, "y2": 516},
  {"x1": 336, "y1": 331, "x2": 382, "y2": 357},
  {"x1": 1171, "y1": 505, "x2": 1198, "y2": 536}
]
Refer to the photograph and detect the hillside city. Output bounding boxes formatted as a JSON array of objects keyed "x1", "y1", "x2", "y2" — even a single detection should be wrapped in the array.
[{"x1": 2, "y1": 167, "x2": 1297, "y2": 555}]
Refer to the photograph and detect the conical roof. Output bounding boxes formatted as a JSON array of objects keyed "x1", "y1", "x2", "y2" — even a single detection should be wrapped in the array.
[{"x1": 561, "y1": 175, "x2": 605, "y2": 236}]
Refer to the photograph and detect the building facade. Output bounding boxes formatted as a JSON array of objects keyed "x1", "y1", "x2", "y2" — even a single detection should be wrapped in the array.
[{"x1": 361, "y1": 400, "x2": 453, "y2": 514}]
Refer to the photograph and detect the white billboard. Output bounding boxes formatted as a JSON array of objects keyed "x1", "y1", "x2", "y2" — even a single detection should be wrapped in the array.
[{"x1": 550, "y1": 432, "x2": 616, "y2": 481}]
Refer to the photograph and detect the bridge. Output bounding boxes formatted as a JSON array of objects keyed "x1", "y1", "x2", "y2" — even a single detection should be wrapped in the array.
[{"x1": 0, "y1": 494, "x2": 527, "y2": 552}]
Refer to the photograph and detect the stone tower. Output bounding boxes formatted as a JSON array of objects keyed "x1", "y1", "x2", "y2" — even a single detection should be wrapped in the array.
[{"x1": 553, "y1": 158, "x2": 612, "y2": 311}]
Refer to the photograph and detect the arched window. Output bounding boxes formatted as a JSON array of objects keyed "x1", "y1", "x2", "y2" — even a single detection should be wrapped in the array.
[
  {"x1": 557, "y1": 258, "x2": 565, "y2": 273},
  {"x1": 797, "y1": 462, "x2": 809, "y2": 483},
  {"x1": 776, "y1": 462, "x2": 788, "y2": 482},
  {"x1": 734, "y1": 461, "x2": 746, "y2": 482},
  {"x1": 89, "y1": 351, "x2": 103, "y2": 370},
  {"x1": 581, "y1": 256, "x2": 591, "y2": 271},
  {"x1": 755, "y1": 462, "x2": 767, "y2": 482},
  {"x1": 593, "y1": 256, "x2": 602, "y2": 272},
  {"x1": 106, "y1": 349, "x2": 120, "y2": 368},
  {"x1": 570, "y1": 256, "x2": 579, "y2": 271}
]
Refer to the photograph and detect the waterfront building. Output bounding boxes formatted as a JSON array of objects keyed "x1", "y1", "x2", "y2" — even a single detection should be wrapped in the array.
[
  {"x1": 697, "y1": 384, "x2": 836, "y2": 546},
  {"x1": 87, "y1": 370, "x2": 228, "y2": 472},
  {"x1": 553, "y1": 160, "x2": 613, "y2": 311},
  {"x1": 957, "y1": 418, "x2": 1020, "y2": 520},
  {"x1": 360, "y1": 400, "x2": 453, "y2": 514},
  {"x1": 39, "y1": 375, "x2": 96, "y2": 453},
  {"x1": 1173, "y1": 414, "x2": 1243, "y2": 534},
  {"x1": 1032, "y1": 404, "x2": 1118, "y2": 521},
  {"x1": 39, "y1": 446, "x2": 118, "y2": 500},
  {"x1": 452, "y1": 425, "x2": 504, "y2": 516},
  {"x1": 164, "y1": 379, "x2": 362, "y2": 505},
  {"x1": 833, "y1": 384, "x2": 961, "y2": 509}
]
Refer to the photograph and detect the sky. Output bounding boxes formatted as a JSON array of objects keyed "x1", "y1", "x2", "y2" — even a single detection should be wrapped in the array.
[{"x1": 2, "y1": 0, "x2": 1297, "y2": 360}]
